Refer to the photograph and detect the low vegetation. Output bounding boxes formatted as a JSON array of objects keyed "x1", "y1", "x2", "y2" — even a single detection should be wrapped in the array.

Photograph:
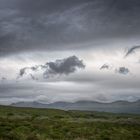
[{"x1": 0, "y1": 105, "x2": 140, "y2": 140}]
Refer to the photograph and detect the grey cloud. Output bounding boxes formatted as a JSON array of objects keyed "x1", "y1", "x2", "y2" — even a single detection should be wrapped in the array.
[
  {"x1": 19, "y1": 67, "x2": 27, "y2": 77},
  {"x1": 0, "y1": 0, "x2": 140, "y2": 105},
  {"x1": 18, "y1": 66, "x2": 42, "y2": 78},
  {"x1": 100, "y1": 64, "x2": 110, "y2": 70},
  {"x1": 1, "y1": 0, "x2": 140, "y2": 56},
  {"x1": 18, "y1": 65, "x2": 42, "y2": 78},
  {"x1": 125, "y1": 45, "x2": 140, "y2": 57},
  {"x1": 18, "y1": 56, "x2": 85, "y2": 79},
  {"x1": 115, "y1": 67, "x2": 129, "y2": 75},
  {"x1": 100, "y1": 64, "x2": 130, "y2": 75},
  {"x1": 30, "y1": 74, "x2": 38, "y2": 81},
  {"x1": 44, "y1": 56, "x2": 85, "y2": 78}
]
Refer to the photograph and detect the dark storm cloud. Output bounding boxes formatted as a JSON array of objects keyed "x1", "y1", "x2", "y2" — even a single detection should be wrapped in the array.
[
  {"x1": 18, "y1": 56, "x2": 85, "y2": 79},
  {"x1": 0, "y1": 0, "x2": 140, "y2": 56},
  {"x1": 125, "y1": 45, "x2": 140, "y2": 57},
  {"x1": 115, "y1": 67, "x2": 129, "y2": 75},
  {"x1": 44, "y1": 55, "x2": 85, "y2": 78}
]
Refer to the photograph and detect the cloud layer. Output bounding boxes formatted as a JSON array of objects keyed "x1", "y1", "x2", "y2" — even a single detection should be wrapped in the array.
[{"x1": 1, "y1": 0, "x2": 140, "y2": 56}]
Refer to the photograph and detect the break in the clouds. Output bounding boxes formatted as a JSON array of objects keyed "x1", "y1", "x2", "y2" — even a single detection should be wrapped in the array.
[
  {"x1": 18, "y1": 56, "x2": 85, "y2": 79},
  {"x1": 0, "y1": 0, "x2": 140, "y2": 105}
]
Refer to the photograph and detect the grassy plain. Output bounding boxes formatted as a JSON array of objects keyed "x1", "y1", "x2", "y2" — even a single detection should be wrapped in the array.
[{"x1": 0, "y1": 105, "x2": 140, "y2": 140}]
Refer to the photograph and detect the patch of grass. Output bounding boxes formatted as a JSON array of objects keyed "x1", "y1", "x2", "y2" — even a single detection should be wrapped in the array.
[{"x1": 0, "y1": 105, "x2": 139, "y2": 140}]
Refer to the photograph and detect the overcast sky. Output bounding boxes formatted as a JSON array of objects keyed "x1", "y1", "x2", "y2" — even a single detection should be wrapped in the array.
[{"x1": 0, "y1": 0, "x2": 140, "y2": 105}]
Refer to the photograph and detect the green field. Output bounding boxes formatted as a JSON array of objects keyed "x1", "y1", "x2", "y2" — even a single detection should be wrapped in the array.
[{"x1": 0, "y1": 106, "x2": 140, "y2": 140}]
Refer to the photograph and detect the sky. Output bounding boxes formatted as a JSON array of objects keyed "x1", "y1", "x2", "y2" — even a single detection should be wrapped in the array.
[{"x1": 0, "y1": 0, "x2": 140, "y2": 105}]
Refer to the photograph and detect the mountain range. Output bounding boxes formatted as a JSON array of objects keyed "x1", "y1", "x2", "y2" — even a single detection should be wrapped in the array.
[{"x1": 11, "y1": 100, "x2": 140, "y2": 114}]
